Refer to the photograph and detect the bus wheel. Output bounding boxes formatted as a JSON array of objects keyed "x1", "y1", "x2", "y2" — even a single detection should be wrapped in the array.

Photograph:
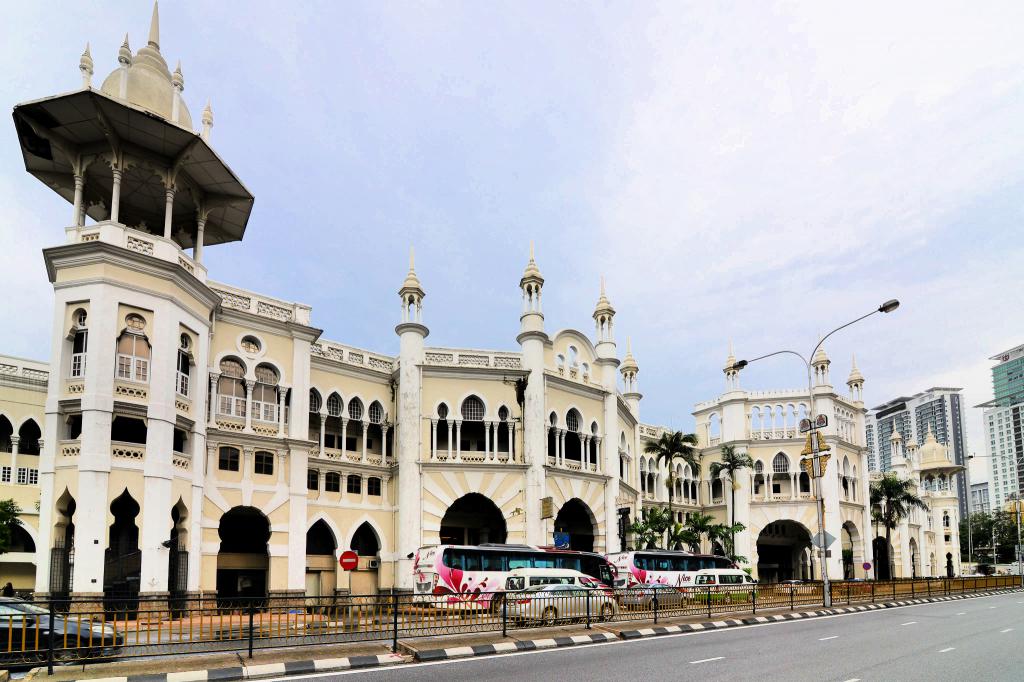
[
  {"x1": 541, "y1": 606, "x2": 558, "y2": 626},
  {"x1": 599, "y1": 603, "x2": 614, "y2": 621}
]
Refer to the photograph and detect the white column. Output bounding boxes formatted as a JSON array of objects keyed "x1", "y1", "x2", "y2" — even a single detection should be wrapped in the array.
[
  {"x1": 243, "y1": 380, "x2": 254, "y2": 433},
  {"x1": 361, "y1": 422, "x2": 368, "y2": 463},
  {"x1": 381, "y1": 425, "x2": 389, "y2": 463},
  {"x1": 277, "y1": 386, "x2": 288, "y2": 437},
  {"x1": 9, "y1": 438, "x2": 18, "y2": 484},
  {"x1": 485, "y1": 421, "x2": 491, "y2": 460},
  {"x1": 558, "y1": 429, "x2": 566, "y2": 467},
  {"x1": 163, "y1": 186, "x2": 175, "y2": 239},
  {"x1": 447, "y1": 421, "x2": 454, "y2": 459},
  {"x1": 340, "y1": 417, "x2": 348, "y2": 455},
  {"x1": 582, "y1": 436, "x2": 590, "y2": 470},
  {"x1": 194, "y1": 212, "x2": 206, "y2": 263},
  {"x1": 790, "y1": 473, "x2": 797, "y2": 500},
  {"x1": 507, "y1": 422, "x2": 514, "y2": 462},
  {"x1": 110, "y1": 168, "x2": 123, "y2": 223},
  {"x1": 430, "y1": 419, "x2": 437, "y2": 460},
  {"x1": 318, "y1": 413, "x2": 326, "y2": 454},
  {"x1": 207, "y1": 372, "x2": 219, "y2": 428},
  {"x1": 546, "y1": 426, "x2": 551, "y2": 462},
  {"x1": 72, "y1": 173, "x2": 84, "y2": 226},
  {"x1": 455, "y1": 421, "x2": 462, "y2": 461}
]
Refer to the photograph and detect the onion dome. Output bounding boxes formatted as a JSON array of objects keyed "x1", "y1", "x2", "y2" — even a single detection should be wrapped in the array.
[
  {"x1": 847, "y1": 354, "x2": 864, "y2": 384},
  {"x1": 520, "y1": 241, "x2": 544, "y2": 288},
  {"x1": 919, "y1": 426, "x2": 961, "y2": 471},
  {"x1": 621, "y1": 337, "x2": 639, "y2": 373},
  {"x1": 593, "y1": 276, "x2": 615, "y2": 319}
]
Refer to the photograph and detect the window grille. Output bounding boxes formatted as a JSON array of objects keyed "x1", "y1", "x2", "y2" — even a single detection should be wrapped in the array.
[
  {"x1": 566, "y1": 411, "x2": 580, "y2": 432},
  {"x1": 326, "y1": 393, "x2": 342, "y2": 417},
  {"x1": 367, "y1": 477, "x2": 382, "y2": 496},
  {"x1": 772, "y1": 453, "x2": 789, "y2": 473},
  {"x1": 17, "y1": 467, "x2": 38, "y2": 485},
  {"x1": 254, "y1": 451, "x2": 274, "y2": 475},
  {"x1": 461, "y1": 397, "x2": 484, "y2": 421},
  {"x1": 347, "y1": 474, "x2": 362, "y2": 494},
  {"x1": 218, "y1": 447, "x2": 240, "y2": 471},
  {"x1": 307, "y1": 470, "x2": 319, "y2": 490},
  {"x1": 241, "y1": 336, "x2": 261, "y2": 354},
  {"x1": 309, "y1": 390, "x2": 322, "y2": 413},
  {"x1": 325, "y1": 472, "x2": 341, "y2": 492},
  {"x1": 348, "y1": 398, "x2": 363, "y2": 421},
  {"x1": 754, "y1": 461, "x2": 764, "y2": 473},
  {"x1": 125, "y1": 314, "x2": 146, "y2": 331},
  {"x1": 368, "y1": 402, "x2": 383, "y2": 424}
]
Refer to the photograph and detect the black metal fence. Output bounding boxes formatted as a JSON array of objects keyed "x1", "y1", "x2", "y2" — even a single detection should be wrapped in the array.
[{"x1": 1, "y1": 576, "x2": 1016, "y2": 669}]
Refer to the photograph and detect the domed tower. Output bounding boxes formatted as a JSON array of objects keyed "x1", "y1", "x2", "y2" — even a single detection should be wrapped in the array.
[
  {"x1": 591, "y1": 279, "x2": 623, "y2": 551},
  {"x1": 395, "y1": 249, "x2": 428, "y2": 585},
  {"x1": 846, "y1": 354, "x2": 865, "y2": 403},
  {"x1": 621, "y1": 338, "x2": 640, "y2": 407},
  {"x1": 15, "y1": 2, "x2": 250, "y2": 600},
  {"x1": 812, "y1": 345, "x2": 831, "y2": 387},
  {"x1": 517, "y1": 243, "x2": 548, "y2": 545},
  {"x1": 724, "y1": 341, "x2": 741, "y2": 391},
  {"x1": 917, "y1": 427, "x2": 964, "y2": 576}
]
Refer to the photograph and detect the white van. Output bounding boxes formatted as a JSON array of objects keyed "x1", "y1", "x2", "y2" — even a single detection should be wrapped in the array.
[
  {"x1": 692, "y1": 568, "x2": 757, "y2": 587},
  {"x1": 504, "y1": 568, "x2": 606, "y2": 592}
]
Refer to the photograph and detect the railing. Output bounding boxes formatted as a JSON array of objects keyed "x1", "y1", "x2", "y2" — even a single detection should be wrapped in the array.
[{"x1": 0, "y1": 577, "x2": 1016, "y2": 666}]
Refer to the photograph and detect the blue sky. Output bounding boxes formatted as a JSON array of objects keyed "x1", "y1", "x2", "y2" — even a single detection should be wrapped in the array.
[{"x1": 2, "y1": 1, "x2": 1022, "y2": 477}]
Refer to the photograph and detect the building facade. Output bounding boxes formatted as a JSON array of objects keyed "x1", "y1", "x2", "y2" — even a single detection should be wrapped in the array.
[
  {"x1": 1, "y1": 5, "x2": 666, "y2": 601},
  {"x1": 971, "y1": 482, "x2": 991, "y2": 514},
  {"x1": 978, "y1": 344, "x2": 1024, "y2": 511},
  {"x1": 867, "y1": 387, "x2": 968, "y2": 519}
]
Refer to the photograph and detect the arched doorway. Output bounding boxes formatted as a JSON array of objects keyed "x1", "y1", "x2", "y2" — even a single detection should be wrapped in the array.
[
  {"x1": 217, "y1": 507, "x2": 270, "y2": 603},
  {"x1": 841, "y1": 522, "x2": 861, "y2": 579},
  {"x1": 104, "y1": 490, "x2": 141, "y2": 611},
  {"x1": 49, "y1": 490, "x2": 76, "y2": 602},
  {"x1": 439, "y1": 494, "x2": 507, "y2": 545},
  {"x1": 908, "y1": 537, "x2": 919, "y2": 578},
  {"x1": 553, "y1": 499, "x2": 596, "y2": 552},
  {"x1": 873, "y1": 537, "x2": 894, "y2": 580},
  {"x1": 349, "y1": 522, "x2": 381, "y2": 595},
  {"x1": 306, "y1": 519, "x2": 337, "y2": 598},
  {"x1": 756, "y1": 520, "x2": 813, "y2": 582},
  {"x1": 168, "y1": 500, "x2": 189, "y2": 611}
]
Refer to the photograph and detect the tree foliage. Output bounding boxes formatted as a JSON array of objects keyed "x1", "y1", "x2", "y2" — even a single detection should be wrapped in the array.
[
  {"x1": 960, "y1": 511, "x2": 1022, "y2": 564},
  {"x1": 0, "y1": 499, "x2": 23, "y2": 554}
]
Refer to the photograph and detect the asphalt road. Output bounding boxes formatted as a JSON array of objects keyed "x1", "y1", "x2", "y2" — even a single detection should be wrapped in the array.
[{"x1": 276, "y1": 591, "x2": 1024, "y2": 681}]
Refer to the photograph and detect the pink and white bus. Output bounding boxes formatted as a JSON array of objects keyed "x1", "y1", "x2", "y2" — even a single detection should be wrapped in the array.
[
  {"x1": 413, "y1": 544, "x2": 617, "y2": 608},
  {"x1": 607, "y1": 550, "x2": 736, "y2": 588}
]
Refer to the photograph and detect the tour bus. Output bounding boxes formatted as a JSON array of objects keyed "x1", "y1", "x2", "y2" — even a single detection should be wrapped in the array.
[
  {"x1": 607, "y1": 550, "x2": 736, "y2": 588},
  {"x1": 413, "y1": 544, "x2": 617, "y2": 609}
]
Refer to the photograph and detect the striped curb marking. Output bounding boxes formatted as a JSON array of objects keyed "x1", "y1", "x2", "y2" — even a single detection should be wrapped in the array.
[
  {"x1": 415, "y1": 632, "x2": 618, "y2": 662},
  {"x1": 75, "y1": 654, "x2": 404, "y2": 682}
]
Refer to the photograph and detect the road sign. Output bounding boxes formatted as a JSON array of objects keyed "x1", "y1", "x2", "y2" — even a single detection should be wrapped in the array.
[
  {"x1": 799, "y1": 418, "x2": 812, "y2": 433},
  {"x1": 339, "y1": 550, "x2": 359, "y2": 571},
  {"x1": 862, "y1": 562, "x2": 872, "y2": 571},
  {"x1": 553, "y1": 532, "x2": 570, "y2": 549},
  {"x1": 815, "y1": 414, "x2": 828, "y2": 429},
  {"x1": 541, "y1": 497, "x2": 554, "y2": 519},
  {"x1": 811, "y1": 530, "x2": 836, "y2": 550},
  {"x1": 799, "y1": 415, "x2": 829, "y2": 433}
]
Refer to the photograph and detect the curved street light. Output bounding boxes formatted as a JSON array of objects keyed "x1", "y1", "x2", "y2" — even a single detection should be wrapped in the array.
[{"x1": 729, "y1": 300, "x2": 899, "y2": 606}]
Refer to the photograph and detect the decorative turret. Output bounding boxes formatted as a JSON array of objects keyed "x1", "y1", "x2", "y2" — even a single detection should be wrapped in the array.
[
  {"x1": 919, "y1": 426, "x2": 961, "y2": 472},
  {"x1": 79, "y1": 44, "x2": 93, "y2": 88},
  {"x1": 846, "y1": 354, "x2": 864, "y2": 401},
  {"x1": 889, "y1": 428, "x2": 904, "y2": 462},
  {"x1": 620, "y1": 337, "x2": 640, "y2": 395},
  {"x1": 398, "y1": 247, "x2": 425, "y2": 326},
  {"x1": 118, "y1": 34, "x2": 132, "y2": 66},
  {"x1": 172, "y1": 60, "x2": 184, "y2": 91},
  {"x1": 812, "y1": 343, "x2": 831, "y2": 386},
  {"x1": 201, "y1": 99, "x2": 214, "y2": 141},
  {"x1": 724, "y1": 340, "x2": 741, "y2": 391},
  {"x1": 519, "y1": 242, "x2": 545, "y2": 337},
  {"x1": 593, "y1": 276, "x2": 615, "y2": 344}
]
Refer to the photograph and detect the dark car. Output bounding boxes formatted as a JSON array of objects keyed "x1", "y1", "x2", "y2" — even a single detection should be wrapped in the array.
[{"x1": 0, "y1": 597, "x2": 123, "y2": 664}]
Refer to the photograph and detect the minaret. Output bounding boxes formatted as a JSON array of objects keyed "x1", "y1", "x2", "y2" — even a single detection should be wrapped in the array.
[
  {"x1": 79, "y1": 44, "x2": 93, "y2": 88},
  {"x1": 812, "y1": 344, "x2": 831, "y2": 387},
  {"x1": 620, "y1": 338, "x2": 640, "y2": 412},
  {"x1": 724, "y1": 341, "x2": 740, "y2": 391},
  {"x1": 201, "y1": 100, "x2": 214, "y2": 141},
  {"x1": 593, "y1": 278, "x2": 623, "y2": 552},
  {"x1": 846, "y1": 354, "x2": 864, "y2": 403},
  {"x1": 395, "y1": 248, "x2": 427, "y2": 587},
  {"x1": 517, "y1": 243, "x2": 547, "y2": 546}
]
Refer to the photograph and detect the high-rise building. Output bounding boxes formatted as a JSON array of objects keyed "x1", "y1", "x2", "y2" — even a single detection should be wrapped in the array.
[
  {"x1": 978, "y1": 345, "x2": 1024, "y2": 512},
  {"x1": 868, "y1": 387, "x2": 968, "y2": 519},
  {"x1": 970, "y1": 482, "x2": 990, "y2": 514}
]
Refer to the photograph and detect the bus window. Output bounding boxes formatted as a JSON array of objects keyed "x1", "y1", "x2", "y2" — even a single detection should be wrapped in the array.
[
  {"x1": 555, "y1": 556, "x2": 582, "y2": 571},
  {"x1": 635, "y1": 554, "x2": 652, "y2": 570},
  {"x1": 695, "y1": 574, "x2": 716, "y2": 585},
  {"x1": 462, "y1": 551, "x2": 482, "y2": 571},
  {"x1": 656, "y1": 557, "x2": 672, "y2": 571},
  {"x1": 532, "y1": 555, "x2": 557, "y2": 569},
  {"x1": 443, "y1": 550, "x2": 459, "y2": 569},
  {"x1": 508, "y1": 555, "x2": 530, "y2": 570},
  {"x1": 481, "y1": 553, "x2": 506, "y2": 571}
]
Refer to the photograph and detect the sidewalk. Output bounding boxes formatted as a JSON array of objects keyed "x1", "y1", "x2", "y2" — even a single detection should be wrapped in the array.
[{"x1": 25, "y1": 587, "x2": 1021, "y2": 681}]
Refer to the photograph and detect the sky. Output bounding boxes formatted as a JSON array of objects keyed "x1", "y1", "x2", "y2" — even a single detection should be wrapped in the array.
[{"x1": 1, "y1": 1, "x2": 1022, "y2": 482}]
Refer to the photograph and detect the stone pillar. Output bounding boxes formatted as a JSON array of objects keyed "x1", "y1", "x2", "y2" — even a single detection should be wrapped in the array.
[
  {"x1": 207, "y1": 372, "x2": 219, "y2": 428},
  {"x1": 361, "y1": 422, "x2": 368, "y2": 463},
  {"x1": 382, "y1": 425, "x2": 389, "y2": 463},
  {"x1": 447, "y1": 421, "x2": 454, "y2": 460},
  {"x1": 163, "y1": 186, "x2": 175, "y2": 239},
  {"x1": 194, "y1": 212, "x2": 206, "y2": 263},
  {"x1": 395, "y1": 310, "x2": 427, "y2": 588},
  {"x1": 455, "y1": 421, "x2": 462, "y2": 461},
  {"x1": 507, "y1": 422, "x2": 514, "y2": 462},
  {"x1": 243, "y1": 380, "x2": 254, "y2": 432},
  {"x1": 318, "y1": 413, "x2": 326, "y2": 454},
  {"x1": 72, "y1": 173, "x2": 84, "y2": 226},
  {"x1": 277, "y1": 386, "x2": 288, "y2": 437},
  {"x1": 484, "y1": 421, "x2": 491, "y2": 460},
  {"x1": 110, "y1": 168, "x2": 123, "y2": 223},
  {"x1": 9, "y1": 438, "x2": 18, "y2": 484},
  {"x1": 430, "y1": 419, "x2": 437, "y2": 460}
]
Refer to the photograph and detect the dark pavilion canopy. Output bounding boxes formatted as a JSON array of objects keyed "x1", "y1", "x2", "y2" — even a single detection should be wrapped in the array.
[{"x1": 12, "y1": 89, "x2": 253, "y2": 249}]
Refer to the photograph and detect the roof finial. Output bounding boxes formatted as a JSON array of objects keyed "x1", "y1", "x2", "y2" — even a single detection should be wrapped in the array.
[
  {"x1": 172, "y1": 60, "x2": 184, "y2": 91},
  {"x1": 627, "y1": 336, "x2": 633, "y2": 354},
  {"x1": 118, "y1": 34, "x2": 132, "y2": 65},
  {"x1": 148, "y1": 1, "x2": 160, "y2": 50},
  {"x1": 201, "y1": 99, "x2": 214, "y2": 140},
  {"x1": 79, "y1": 43, "x2": 94, "y2": 87},
  {"x1": 529, "y1": 240, "x2": 535, "y2": 261},
  {"x1": 409, "y1": 246, "x2": 415, "y2": 270}
]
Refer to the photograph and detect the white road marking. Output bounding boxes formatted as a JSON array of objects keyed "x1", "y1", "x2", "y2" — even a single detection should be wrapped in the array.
[
  {"x1": 940, "y1": 647, "x2": 956, "y2": 653},
  {"x1": 690, "y1": 656, "x2": 725, "y2": 664},
  {"x1": 901, "y1": 621, "x2": 917, "y2": 625},
  {"x1": 842, "y1": 679, "x2": 861, "y2": 682},
  {"x1": 818, "y1": 636, "x2": 838, "y2": 641},
  {"x1": 956, "y1": 612, "x2": 966, "y2": 615},
  {"x1": 1001, "y1": 628, "x2": 1013, "y2": 633},
  {"x1": 989, "y1": 606, "x2": 997, "y2": 609}
]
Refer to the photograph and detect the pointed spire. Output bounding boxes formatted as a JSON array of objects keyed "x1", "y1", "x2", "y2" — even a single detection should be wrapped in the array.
[
  {"x1": 79, "y1": 43, "x2": 94, "y2": 87},
  {"x1": 118, "y1": 34, "x2": 132, "y2": 65},
  {"x1": 148, "y1": 0, "x2": 161, "y2": 49},
  {"x1": 847, "y1": 353, "x2": 864, "y2": 384},
  {"x1": 172, "y1": 60, "x2": 184, "y2": 91},
  {"x1": 409, "y1": 246, "x2": 415, "y2": 270},
  {"x1": 400, "y1": 245, "x2": 424, "y2": 294},
  {"x1": 521, "y1": 241, "x2": 543, "y2": 284},
  {"x1": 201, "y1": 99, "x2": 214, "y2": 141},
  {"x1": 725, "y1": 339, "x2": 737, "y2": 370},
  {"x1": 593, "y1": 275, "x2": 614, "y2": 319}
]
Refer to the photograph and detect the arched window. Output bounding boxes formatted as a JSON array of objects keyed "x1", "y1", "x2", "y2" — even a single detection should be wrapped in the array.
[
  {"x1": 581, "y1": 362, "x2": 590, "y2": 378},
  {"x1": 70, "y1": 309, "x2": 88, "y2": 378},
  {"x1": 254, "y1": 451, "x2": 274, "y2": 475},
  {"x1": 309, "y1": 389, "x2": 322, "y2": 413},
  {"x1": 754, "y1": 461, "x2": 764, "y2": 474},
  {"x1": 367, "y1": 477, "x2": 382, "y2": 496},
  {"x1": 218, "y1": 446, "x2": 240, "y2": 472},
  {"x1": 348, "y1": 397, "x2": 364, "y2": 421},
  {"x1": 438, "y1": 403, "x2": 449, "y2": 420},
  {"x1": 566, "y1": 410, "x2": 580, "y2": 433},
  {"x1": 240, "y1": 335, "x2": 261, "y2": 354},
  {"x1": 556, "y1": 355, "x2": 565, "y2": 371},
  {"x1": 549, "y1": 412, "x2": 558, "y2": 426},
  {"x1": 306, "y1": 469, "x2": 319, "y2": 491},
  {"x1": 218, "y1": 358, "x2": 246, "y2": 417},
  {"x1": 326, "y1": 393, "x2": 342, "y2": 417},
  {"x1": 461, "y1": 396, "x2": 484, "y2": 421},
  {"x1": 772, "y1": 453, "x2": 789, "y2": 474},
  {"x1": 17, "y1": 420, "x2": 41, "y2": 455},
  {"x1": 116, "y1": 316, "x2": 151, "y2": 383},
  {"x1": 943, "y1": 511, "x2": 950, "y2": 528},
  {"x1": 347, "y1": 474, "x2": 362, "y2": 494},
  {"x1": 368, "y1": 401, "x2": 384, "y2": 424},
  {"x1": 0, "y1": 416, "x2": 12, "y2": 453},
  {"x1": 498, "y1": 406, "x2": 509, "y2": 421},
  {"x1": 176, "y1": 334, "x2": 191, "y2": 396},
  {"x1": 325, "y1": 472, "x2": 341, "y2": 492},
  {"x1": 252, "y1": 364, "x2": 280, "y2": 422},
  {"x1": 568, "y1": 346, "x2": 578, "y2": 367}
]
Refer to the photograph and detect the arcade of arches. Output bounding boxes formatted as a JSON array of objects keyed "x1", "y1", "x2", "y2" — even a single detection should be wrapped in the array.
[{"x1": 439, "y1": 494, "x2": 507, "y2": 545}]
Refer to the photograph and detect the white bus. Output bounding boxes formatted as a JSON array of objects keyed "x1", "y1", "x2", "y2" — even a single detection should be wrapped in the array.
[
  {"x1": 607, "y1": 550, "x2": 736, "y2": 588},
  {"x1": 413, "y1": 544, "x2": 617, "y2": 609}
]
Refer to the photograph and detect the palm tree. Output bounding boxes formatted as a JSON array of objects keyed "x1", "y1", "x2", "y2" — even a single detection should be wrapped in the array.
[
  {"x1": 629, "y1": 506, "x2": 673, "y2": 549},
  {"x1": 644, "y1": 431, "x2": 700, "y2": 529},
  {"x1": 708, "y1": 445, "x2": 753, "y2": 550},
  {"x1": 869, "y1": 473, "x2": 929, "y2": 579},
  {"x1": 667, "y1": 522, "x2": 700, "y2": 551},
  {"x1": 683, "y1": 512, "x2": 725, "y2": 553}
]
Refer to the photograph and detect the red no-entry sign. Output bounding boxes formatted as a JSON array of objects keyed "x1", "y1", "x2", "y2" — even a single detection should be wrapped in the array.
[{"x1": 339, "y1": 550, "x2": 359, "y2": 571}]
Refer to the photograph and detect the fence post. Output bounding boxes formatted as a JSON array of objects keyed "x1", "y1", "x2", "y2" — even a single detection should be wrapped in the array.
[
  {"x1": 392, "y1": 592, "x2": 399, "y2": 653},
  {"x1": 911, "y1": 580, "x2": 915, "y2": 598},
  {"x1": 707, "y1": 587, "x2": 712, "y2": 619},
  {"x1": 846, "y1": 582, "x2": 851, "y2": 605},
  {"x1": 892, "y1": 581, "x2": 896, "y2": 600},
  {"x1": 927, "y1": 580, "x2": 931, "y2": 597},
  {"x1": 47, "y1": 599, "x2": 55, "y2": 676},
  {"x1": 502, "y1": 594, "x2": 508, "y2": 638},
  {"x1": 752, "y1": 586, "x2": 756, "y2": 615},
  {"x1": 870, "y1": 580, "x2": 875, "y2": 604},
  {"x1": 790, "y1": 585, "x2": 794, "y2": 611},
  {"x1": 653, "y1": 590, "x2": 658, "y2": 625},
  {"x1": 247, "y1": 602, "x2": 255, "y2": 660},
  {"x1": 586, "y1": 591, "x2": 591, "y2": 630}
]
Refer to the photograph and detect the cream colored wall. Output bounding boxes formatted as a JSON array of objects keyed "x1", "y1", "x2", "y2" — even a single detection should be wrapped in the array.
[
  {"x1": 544, "y1": 385, "x2": 603, "y2": 432},
  {"x1": 55, "y1": 263, "x2": 209, "y2": 320},
  {"x1": 421, "y1": 375, "x2": 518, "y2": 422},
  {"x1": 212, "y1": 321, "x2": 296, "y2": 381},
  {"x1": 420, "y1": 468, "x2": 526, "y2": 546}
]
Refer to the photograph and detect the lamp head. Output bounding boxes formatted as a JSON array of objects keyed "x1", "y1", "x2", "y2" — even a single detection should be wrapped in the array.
[
  {"x1": 879, "y1": 299, "x2": 900, "y2": 314},
  {"x1": 732, "y1": 360, "x2": 748, "y2": 370}
]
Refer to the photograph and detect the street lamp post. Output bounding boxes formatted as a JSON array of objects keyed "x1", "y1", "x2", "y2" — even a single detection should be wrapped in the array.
[{"x1": 732, "y1": 299, "x2": 899, "y2": 608}]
